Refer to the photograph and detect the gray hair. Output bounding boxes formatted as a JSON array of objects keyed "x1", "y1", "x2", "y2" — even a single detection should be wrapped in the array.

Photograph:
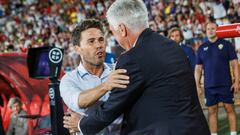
[
  {"x1": 106, "y1": 0, "x2": 149, "y2": 33},
  {"x1": 7, "y1": 97, "x2": 23, "y2": 109}
]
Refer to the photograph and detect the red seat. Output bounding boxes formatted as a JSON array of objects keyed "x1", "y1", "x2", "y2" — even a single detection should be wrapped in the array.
[
  {"x1": 40, "y1": 101, "x2": 50, "y2": 116},
  {"x1": 30, "y1": 95, "x2": 42, "y2": 128},
  {"x1": 43, "y1": 95, "x2": 49, "y2": 103},
  {"x1": 0, "y1": 94, "x2": 7, "y2": 118},
  {"x1": 30, "y1": 95, "x2": 42, "y2": 115},
  {"x1": 22, "y1": 103, "x2": 28, "y2": 112},
  {"x1": 30, "y1": 102, "x2": 41, "y2": 115},
  {"x1": 40, "y1": 95, "x2": 50, "y2": 116},
  {"x1": 2, "y1": 107, "x2": 11, "y2": 131}
]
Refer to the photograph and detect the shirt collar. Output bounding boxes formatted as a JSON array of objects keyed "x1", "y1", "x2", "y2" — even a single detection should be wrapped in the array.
[
  {"x1": 179, "y1": 42, "x2": 183, "y2": 46},
  {"x1": 132, "y1": 36, "x2": 139, "y2": 48},
  {"x1": 77, "y1": 62, "x2": 112, "y2": 78}
]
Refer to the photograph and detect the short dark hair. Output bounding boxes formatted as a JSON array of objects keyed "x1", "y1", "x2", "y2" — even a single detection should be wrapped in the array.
[{"x1": 72, "y1": 19, "x2": 104, "y2": 46}]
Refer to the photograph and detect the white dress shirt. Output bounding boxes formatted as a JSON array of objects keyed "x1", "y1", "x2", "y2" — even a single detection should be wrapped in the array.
[
  {"x1": 60, "y1": 63, "x2": 111, "y2": 114},
  {"x1": 60, "y1": 62, "x2": 122, "y2": 135}
]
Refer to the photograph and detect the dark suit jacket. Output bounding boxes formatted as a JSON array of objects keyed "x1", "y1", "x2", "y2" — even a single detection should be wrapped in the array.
[{"x1": 80, "y1": 28, "x2": 210, "y2": 135}]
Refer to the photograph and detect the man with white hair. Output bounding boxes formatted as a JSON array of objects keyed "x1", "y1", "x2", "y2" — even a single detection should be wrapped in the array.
[
  {"x1": 64, "y1": 0, "x2": 211, "y2": 135},
  {"x1": 7, "y1": 97, "x2": 28, "y2": 135}
]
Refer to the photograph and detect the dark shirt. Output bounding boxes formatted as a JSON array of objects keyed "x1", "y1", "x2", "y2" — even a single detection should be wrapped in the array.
[
  {"x1": 180, "y1": 44, "x2": 196, "y2": 71},
  {"x1": 196, "y1": 38, "x2": 237, "y2": 88}
]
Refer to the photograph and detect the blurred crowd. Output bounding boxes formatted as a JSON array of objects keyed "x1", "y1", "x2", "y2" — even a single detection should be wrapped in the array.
[
  {"x1": 147, "y1": 0, "x2": 240, "y2": 52},
  {"x1": 0, "y1": 0, "x2": 239, "y2": 71}
]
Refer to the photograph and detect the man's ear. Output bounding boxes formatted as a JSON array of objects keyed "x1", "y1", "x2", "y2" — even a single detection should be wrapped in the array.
[
  {"x1": 119, "y1": 23, "x2": 127, "y2": 37},
  {"x1": 74, "y1": 45, "x2": 82, "y2": 54}
]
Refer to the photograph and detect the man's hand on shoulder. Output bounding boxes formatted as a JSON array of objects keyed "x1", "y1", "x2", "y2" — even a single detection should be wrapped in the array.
[{"x1": 103, "y1": 69, "x2": 129, "y2": 91}]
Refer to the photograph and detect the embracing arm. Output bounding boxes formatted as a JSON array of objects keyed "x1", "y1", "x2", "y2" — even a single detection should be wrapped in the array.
[
  {"x1": 60, "y1": 69, "x2": 129, "y2": 109},
  {"x1": 80, "y1": 54, "x2": 145, "y2": 135},
  {"x1": 78, "y1": 69, "x2": 129, "y2": 108}
]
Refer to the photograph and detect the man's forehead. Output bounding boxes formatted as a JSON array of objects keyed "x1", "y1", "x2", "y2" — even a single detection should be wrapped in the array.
[
  {"x1": 82, "y1": 28, "x2": 103, "y2": 35},
  {"x1": 207, "y1": 23, "x2": 217, "y2": 28},
  {"x1": 172, "y1": 31, "x2": 180, "y2": 35},
  {"x1": 81, "y1": 28, "x2": 104, "y2": 38}
]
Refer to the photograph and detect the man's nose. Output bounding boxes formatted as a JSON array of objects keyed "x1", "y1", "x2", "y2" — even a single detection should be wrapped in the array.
[{"x1": 95, "y1": 41, "x2": 103, "y2": 48}]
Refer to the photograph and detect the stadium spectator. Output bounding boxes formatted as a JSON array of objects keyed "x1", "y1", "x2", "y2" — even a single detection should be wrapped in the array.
[
  {"x1": 6, "y1": 97, "x2": 28, "y2": 135},
  {"x1": 195, "y1": 21, "x2": 239, "y2": 135},
  {"x1": 168, "y1": 27, "x2": 196, "y2": 71}
]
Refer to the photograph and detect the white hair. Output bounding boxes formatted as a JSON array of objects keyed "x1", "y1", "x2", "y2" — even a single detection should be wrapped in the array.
[
  {"x1": 7, "y1": 97, "x2": 22, "y2": 109},
  {"x1": 106, "y1": 0, "x2": 149, "y2": 33}
]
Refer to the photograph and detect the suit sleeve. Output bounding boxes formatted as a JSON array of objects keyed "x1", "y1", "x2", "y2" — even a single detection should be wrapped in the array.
[{"x1": 80, "y1": 54, "x2": 145, "y2": 135}]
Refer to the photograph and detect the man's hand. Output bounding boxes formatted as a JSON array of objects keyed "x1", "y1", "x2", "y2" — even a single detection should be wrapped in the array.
[
  {"x1": 63, "y1": 109, "x2": 83, "y2": 133},
  {"x1": 103, "y1": 69, "x2": 129, "y2": 91},
  {"x1": 231, "y1": 82, "x2": 239, "y2": 93}
]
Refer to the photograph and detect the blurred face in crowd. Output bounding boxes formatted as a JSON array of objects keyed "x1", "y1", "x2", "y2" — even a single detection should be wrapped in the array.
[
  {"x1": 11, "y1": 102, "x2": 21, "y2": 115},
  {"x1": 169, "y1": 30, "x2": 182, "y2": 44},
  {"x1": 76, "y1": 28, "x2": 106, "y2": 67},
  {"x1": 206, "y1": 23, "x2": 217, "y2": 40}
]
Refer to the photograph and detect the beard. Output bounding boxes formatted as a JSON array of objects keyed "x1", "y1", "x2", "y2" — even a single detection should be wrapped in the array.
[{"x1": 84, "y1": 56, "x2": 105, "y2": 67}]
